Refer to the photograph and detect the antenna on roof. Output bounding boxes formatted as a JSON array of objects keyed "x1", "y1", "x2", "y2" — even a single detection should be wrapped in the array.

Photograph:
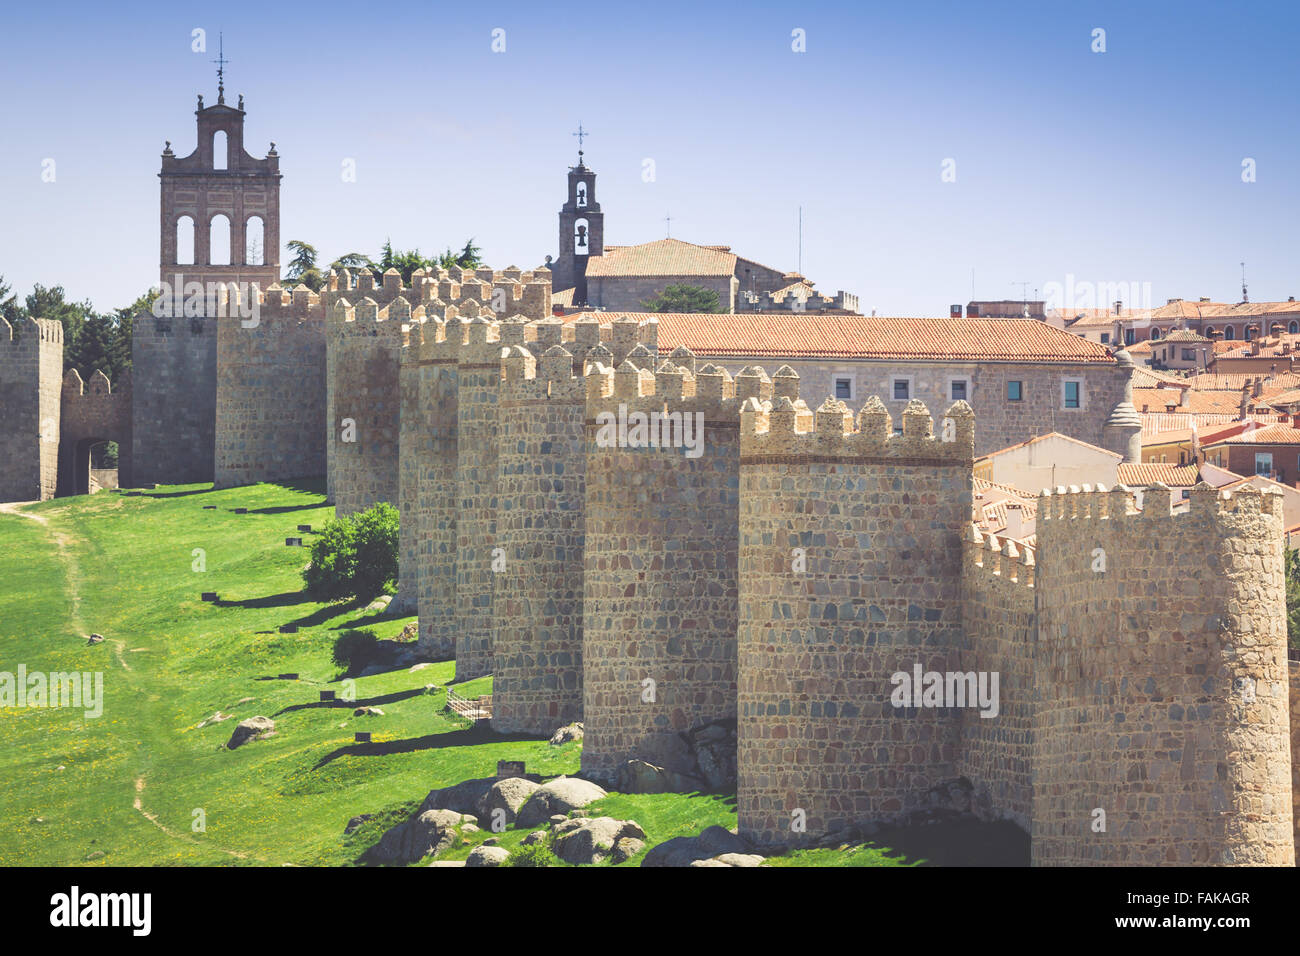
[
  {"x1": 664, "y1": 213, "x2": 671, "y2": 239},
  {"x1": 1014, "y1": 281, "x2": 1030, "y2": 317},
  {"x1": 1241, "y1": 261, "x2": 1249, "y2": 303},
  {"x1": 212, "y1": 32, "x2": 229, "y2": 105}
]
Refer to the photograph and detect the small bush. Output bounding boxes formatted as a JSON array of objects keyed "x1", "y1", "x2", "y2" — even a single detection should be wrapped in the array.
[
  {"x1": 303, "y1": 502, "x2": 399, "y2": 603},
  {"x1": 332, "y1": 629, "x2": 379, "y2": 674},
  {"x1": 502, "y1": 842, "x2": 557, "y2": 867}
]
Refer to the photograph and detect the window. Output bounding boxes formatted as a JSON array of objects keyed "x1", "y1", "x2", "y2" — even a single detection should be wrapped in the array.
[
  {"x1": 1007, "y1": 380, "x2": 1022, "y2": 402},
  {"x1": 209, "y1": 213, "x2": 231, "y2": 266},
  {"x1": 1100, "y1": 332, "x2": 1110, "y2": 344},
  {"x1": 1150, "y1": 327, "x2": 1161, "y2": 340},
  {"x1": 891, "y1": 377, "x2": 911, "y2": 401},
  {"x1": 175, "y1": 215, "x2": 195, "y2": 265},
  {"x1": 834, "y1": 377, "x2": 852, "y2": 401},
  {"x1": 1124, "y1": 328, "x2": 1136, "y2": 345},
  {"x1": 1245, "y1": 326, "x2": 1254, "y2": 341},
  {"x1": 1224, "y1": 326, "x2": 1235, "y2": 341},
  {"x1": 1255, "y1": 452, "x2": 1273, "y2": 475},
  {"x1": 1063, "y1": 380, "x2": 1081, "y2": 409},
  {"x1": 245, "y1": 216, "x2": 265, "y2": 266},
  {"x1": 212, "y1": 130, "x2": 228, "y2": 171},
  {"x1": 1291, "y1": 321, "x2": 1299, "y2": 335},
  {"x1": 949, "y1": 378, "x2": 969, "y2": 402},
  {"x1": 1205, "y1": 326, "x2": 1215, "y2": 337},
  {"x1": 1181, "y1": 349, "x2": 1195, "y2": 361}
]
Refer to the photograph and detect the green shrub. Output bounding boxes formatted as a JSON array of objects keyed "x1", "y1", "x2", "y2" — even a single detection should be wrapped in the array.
[
  {"x1": 332, "y1": 629, "x2": 379, "y2": 674},
  {"x1": 502, "y1": 842, "x2": 557, "y2": 867},
  {"x1": 303, "y1": 502, "x2": 399, "y2": 603}
]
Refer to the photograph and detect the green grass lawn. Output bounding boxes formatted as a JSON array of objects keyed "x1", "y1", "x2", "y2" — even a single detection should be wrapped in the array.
[{"x1": 0, "y1": 480, "x2": 967, "y2": 867}]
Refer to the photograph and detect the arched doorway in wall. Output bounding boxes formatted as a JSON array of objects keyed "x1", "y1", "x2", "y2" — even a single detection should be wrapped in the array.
[
  {"x1": 210, "y1": 214, "x2": 231, "y2": 266},
  {"x1": 176, "y1": 215, "x2": 195, "y2": 265}
]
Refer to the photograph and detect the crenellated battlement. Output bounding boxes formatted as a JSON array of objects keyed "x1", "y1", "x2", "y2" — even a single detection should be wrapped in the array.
[
  {"x1": 0, "y1": 316, "x2": 63, "y2": 350},
  {"x1": 963, "y1": 524, "x2": 1036, "y2": 588},
  {"x1": 1037, "y1": 480, "x2": 1283, "y2": 524},
  {"x1": 584, "y1": 352, "x2": 751, "y2": 425},
  {"x1": 740, "y1": 389, "x2": 975, "y2": 463}
]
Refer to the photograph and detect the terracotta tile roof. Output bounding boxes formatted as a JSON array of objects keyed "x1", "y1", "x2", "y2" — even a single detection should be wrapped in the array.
[
  {"x1": 584, "y1": 238, "x2": 737, "y2": 278},
  {"x1": 570, "y1": 313, "x2": 1117, "y2": 363},
  {"x1": 1132, "y1": 387, "x2": 1246, "y2": 415},
  {"x1": 1116, "y1": 463, "x2": 1201, "y2": 486},
  {"x1": 1141, "y1": 422, "x2": 1250, "y2": 447},
  {"x1": 1208, "y1": 422, "x2": 1300, "y2": 446},
  {"x1": 1184, "y1": 371, "x2": 1300, "y2": 391},
  {"x1": 551, "y1": 287, "x2": 575, "y2": 307},
  {"x1": 771, "y1": 280, "x2": 816, "y2": 300},
  {"x1": 1160, "y1": 329, "x2": 1212, "y2": 343},
  {"x1": 1058, "y1": 308, "x2": 1152, "y2": 328},
  {"x1": 972, "y1": 478, "x2": 1038, "y2": 532},
  {"x1": 1131, "y1": 366, "x2": 1193, "y2": 388}
]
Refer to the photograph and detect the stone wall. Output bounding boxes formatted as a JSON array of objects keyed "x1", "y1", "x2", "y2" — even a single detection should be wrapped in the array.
[
  {"x1": 131, "y1": 313, "x2": 216, "y2": 486},
  {"x1": 0, "y1": 317, "x2": 62, "y2": 502},
  {"x1": 214, "y1": 285, "x2": 325, "y2": 489},
  {"x1": 588, "y1": 275, "x2": 737, "y2": 314},
  {"x1": 958, "y1": 529, "x2": 1036, "y2": 830},
  {"x1": 59, "y1": 368, "x2": 133, "y2": 496},
  {"x1": 1034, "y1": 483, "x2": 1294, "y2": 866},
  {"x1": 1291, "y1": 662, "x2": 1300, "y2": 856},
  {"x1": 580, "y1": 355, "x2": 751, "y2": 786},
  {"x1": 325, "y1": 295, "x2": 405, "y2": 518},
  {"x1": 491, "y1": 343, "x2": 588, "y2": 733},
  {"x1": 453, "y1": 305, "x2": 505, "y2": 681},
  {"x1": 735, "y1": 386, "x2": 974, "y2": 847}
]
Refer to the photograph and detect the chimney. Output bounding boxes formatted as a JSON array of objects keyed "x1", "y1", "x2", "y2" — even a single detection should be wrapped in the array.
[
  {"x1": 1005, "y1": 502, "x2": 1025, "y2": 540},
  {"x1": 1179, "y1": 387, "x2": 1190, "y2": 409},
  {"x1": 1113, "y1": 299, "x2": 1123, "y2": 315},
  {"x1": 1199, "y1": 296, "x2": 1211, "y2": 303},
  {"x1": 950, "y1": 304, "x2": 963, "y2": 318},
  {"x1": 1240, "y1": 384, "x2": 1251, "y2": 416},
  {"x1": 1253, "y1": 376, "x2": 1264, "y2": 398},
  {"x1": 1251, "y1": 333, "x2": 1261, "y2": 355}
]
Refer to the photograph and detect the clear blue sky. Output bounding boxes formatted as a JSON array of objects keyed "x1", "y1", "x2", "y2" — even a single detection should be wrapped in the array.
[{"x1": 0, "y1": 0, "x2": 1296, "y2": 316}]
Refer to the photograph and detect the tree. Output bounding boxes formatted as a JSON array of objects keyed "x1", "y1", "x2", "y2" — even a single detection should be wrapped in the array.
[
  {"x1": 285, "y1": 240, "x2": 322, "y2": 290},
  {"x1": 302, "y1": 502, "x2": 400, "y2": 604},
  {"x1": 438, "y1": 238, "x2": 482, "y2": 271},
  {"x1": 329, "y1": 252, "x2": 374, "y2": 275},
  {"x1": 0, "y1": 274, "x2": 20, "y2": 327},
  {"x1": 640, "y1": 283, "x2": 723, "y2": 313}
]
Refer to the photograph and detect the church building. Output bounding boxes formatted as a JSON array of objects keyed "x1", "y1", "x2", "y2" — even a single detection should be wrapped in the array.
[{"x1": 545, "y1": 145, "x2": 858, "y2": 315}]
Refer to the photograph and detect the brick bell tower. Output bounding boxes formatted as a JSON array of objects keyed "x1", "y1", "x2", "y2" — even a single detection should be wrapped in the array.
[
  {"x1": 158, "y1": 49, "x2": 281, "y2": 293},
  {"x1": 549, "y1": 125, "x2": 602, "y2": 306}
]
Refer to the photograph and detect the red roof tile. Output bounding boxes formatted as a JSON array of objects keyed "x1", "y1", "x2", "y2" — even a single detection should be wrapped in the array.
[
  {"x1": 584, "y1": 238, "x2": 737, "y2": 278},
  {"x1": 570, "y1": 313, "x2": 1118, "y2": 363}
]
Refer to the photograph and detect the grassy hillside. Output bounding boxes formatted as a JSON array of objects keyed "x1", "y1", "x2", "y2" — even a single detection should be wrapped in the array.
[{"x1": 0, "y1": 481, "x2": 739, "y2": 866}]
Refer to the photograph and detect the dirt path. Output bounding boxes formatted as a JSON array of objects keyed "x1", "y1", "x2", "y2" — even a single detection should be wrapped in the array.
[
  {"x1": 131, "y1": 776, "x2": 284, "y2": 864},
  {"x1": 0, "y1": 501, "x2": 89, "y2": 642}
]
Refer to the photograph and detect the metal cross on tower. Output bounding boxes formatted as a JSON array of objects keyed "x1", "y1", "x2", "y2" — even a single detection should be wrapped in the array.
[
  {"x1": 212, "y1": 33, "x2": 229, "y2": 104},
  {"x1": 572, "y1": 123, "x2": 588, "y2": 163}
]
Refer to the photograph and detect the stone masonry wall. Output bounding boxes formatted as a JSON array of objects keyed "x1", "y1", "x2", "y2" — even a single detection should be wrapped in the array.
[
  {"x1": 958, "y1": 529, "x2": 1036, "y2": 830},
  {"x1": 580, "y1": 355, "x2": 752, "y2": 786},
  {"x1": 131, "y1": 312, "x2": 216, "y2": 486},
  {"x1": 0, "y1": 317, "x2": 62, "y2": 502},
  {"x1": 1291, "y1": 662, "x2": 1300, "y2": 857},
  {"x1": 491, "y1": 343, "x2": 588, "y2": 733},
  {"x1": 59, "y1": 368, "x2": 133, "y2": 496},
  {"x1": 1034, "y1": 483, "x2": 1294, "y2": 866},
  {"x1": 326, "y1": 296, "x2": 406, "y2": 518},
  {"x1": 453, "y1": 306, "x2": 504, "y2": 681},
  {"x1": 735, "y1": 387, "x2": 974, "y2": 847},
  {"x1": 214, "y1": 285, "x2": 325, "y2": 489}
]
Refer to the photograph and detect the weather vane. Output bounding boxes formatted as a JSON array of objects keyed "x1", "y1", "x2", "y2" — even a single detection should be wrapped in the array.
[{"x1": 212, "y1": 32, "x2": 229, "y2": 104}]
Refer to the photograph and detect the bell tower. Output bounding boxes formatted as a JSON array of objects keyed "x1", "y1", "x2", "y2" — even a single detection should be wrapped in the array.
[
  {"x1": 158, "y1": 47, "x2": 281, "y2": 293},
  {"x1": 550, "y1": 125, "x2": 602, "y2": 305}
]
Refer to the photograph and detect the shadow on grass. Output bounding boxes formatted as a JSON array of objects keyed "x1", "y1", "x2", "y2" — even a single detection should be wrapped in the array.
[
  {"x1": 270, "y1": 477, "x2": 328, "y2": 497},
  {"x1": 273, "y1": 687, "x2": 428, "y2": 717},
  {"x1": 140, "y1": 486, "x2": 215, "y2": 498},
  {"x1": 313, "y1": 726, "x2": 541, "y2": 769},
  {"x1": 246, "y1": 502, "x2": 329, "y2": 516}
]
